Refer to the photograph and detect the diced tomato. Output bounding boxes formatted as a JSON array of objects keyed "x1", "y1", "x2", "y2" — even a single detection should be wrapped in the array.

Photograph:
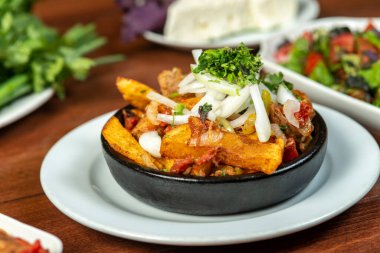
[
  {"x1": 294, "y1": 101, "x2": 313, "y2": 128},
  {"x1": 357, "y1": 37, "x2": 378, "y2": 54},
  {"x1": 171, "y1": 158, "x2": 193, "y2": 173},
  {"x1": 304, "y1": 52, "x2": 324, "y2": 76},
  {"x1": 329, "y1": 33, "x2": 355, "y2": 63},
  {"x1": 364, "y1": 20, "x2": 376, "y2": 32},
  {"x1": 357, "y1": 37, "x2": 379, "y2": 65},
  {"x1": 124, "y1": 116, "x2": 139, "y2": 131},
  {"x1": 20, "y1": 240, "x2": 48, "y2": 253},
  {"x1": 275, "y1": 43, "x2": 292, "y2": 63},
  {"x1": 283, "y1": 138, "x2": 299, "y2": 163},
  {"x1": 302, "y1": 31, "x2": 313, "y2": 44}
]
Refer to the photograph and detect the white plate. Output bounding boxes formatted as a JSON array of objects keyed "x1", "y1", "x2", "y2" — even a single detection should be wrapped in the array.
[
  {"x1": 260, "y1": 17, "x2": 380, "y2": 132},
  {"x1": 40, "y1": 104, "x2": 380, "y2": 246},
  {"x1": 0, "y1": 88, "x2": 54, "y2": 128},
  {"x1": 0, "y1": 213, "x2": 63, "y2": 252},
  {"x1": 143, "y1": 0, "x2": 319, "y2": 49}
]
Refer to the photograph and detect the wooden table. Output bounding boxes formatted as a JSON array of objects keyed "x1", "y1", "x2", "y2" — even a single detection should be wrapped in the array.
[{"x1": 1, "y1": 0, "x2": 379, "y2": 252}]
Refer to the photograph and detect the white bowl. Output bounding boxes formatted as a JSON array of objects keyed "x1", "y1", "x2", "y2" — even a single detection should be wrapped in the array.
[
  {"x1": 261, "y1": 17, "x2": 380, "y2": 132},
  {"x1": 0, "y1": 213, "x2": 63, "y2": 253}
]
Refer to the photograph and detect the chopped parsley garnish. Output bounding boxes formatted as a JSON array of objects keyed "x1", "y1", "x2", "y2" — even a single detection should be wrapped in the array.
[
  {"x1": 198, "y1": 103, "x2": 212, "y2": 123},
  {"x1": 174, "y1": 103, "x2": 185, "y2": 115},
  {"x1": 192, "y1": 43, "x2": 262, "y2": 87},
  {"x1": 169, "y1": 92, "x2": 180, "y2": 98},
  {"x1": 172, "y1": 103, "x2": 185, "y2": 126},
  {"x1": 261, "y1": 72, "x2": 293, "y2": 92}
]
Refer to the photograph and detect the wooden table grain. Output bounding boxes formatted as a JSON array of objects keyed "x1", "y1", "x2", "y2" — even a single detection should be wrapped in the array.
[{"x1": 1, "y1": 0, "x2": 379, "y2": 252}]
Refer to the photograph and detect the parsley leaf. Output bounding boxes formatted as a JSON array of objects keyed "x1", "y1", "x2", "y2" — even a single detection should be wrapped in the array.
[
  {"x1": 262, "y1": 72, "x2": 293, "y2": 92},
  {"x1": 198, "y1": 103, "x2": 212, "y2": 123}
]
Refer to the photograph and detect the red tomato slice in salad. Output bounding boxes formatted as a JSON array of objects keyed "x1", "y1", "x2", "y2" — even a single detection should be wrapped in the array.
[
  {"x1": 329, "y1": 33, "x2": 355, "y2": 63},
  {"x1": 274, "y1": 43, "x2": 292, "y2": 64},
  {"x1": 304, "y1": 52, "x2": 324, "y2": 76}
]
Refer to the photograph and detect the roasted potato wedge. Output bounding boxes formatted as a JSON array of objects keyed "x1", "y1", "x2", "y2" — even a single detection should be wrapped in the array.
[
  {"x1": 161, "y1": 124, "x2": 285, "y2": 174},
  {"x1": 116, "y1": 77, "x2": 154, "y2": 110},
  {"x1": 102, "y1": 116, "x2": 159, "y2": 169}
]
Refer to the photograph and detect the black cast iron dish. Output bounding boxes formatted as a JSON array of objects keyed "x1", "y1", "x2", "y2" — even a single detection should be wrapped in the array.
[{"x1": 101, "y1": 105, "x2": 328, "y2": 215}]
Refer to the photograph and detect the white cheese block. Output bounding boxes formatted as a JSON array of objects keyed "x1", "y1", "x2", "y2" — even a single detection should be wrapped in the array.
[{"x1": 164, "y1": 0, "x2": 298, "y2": 42}]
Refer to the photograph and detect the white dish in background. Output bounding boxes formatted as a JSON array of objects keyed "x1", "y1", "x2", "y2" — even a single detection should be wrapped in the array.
[
  {"x1": 143, "y1": 0, "x2": 319, "y2": 49},
  {"x1": 40, "y1": 105, "x2": 380, "y2": 246},
  {"x1": 260, "y1": 17, "x2": 380, "y2": 132},
  {"x1": 0, "y1": 88, "x2": 54, "y2": 129},
  {"x1": 0, "y1": 213, "x2": 63, "y2": 253}
]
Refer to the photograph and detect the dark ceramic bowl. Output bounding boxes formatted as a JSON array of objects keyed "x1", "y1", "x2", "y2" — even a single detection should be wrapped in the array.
[{"x1": 101, "y1": 105, "x2": 327, "y2": 215}]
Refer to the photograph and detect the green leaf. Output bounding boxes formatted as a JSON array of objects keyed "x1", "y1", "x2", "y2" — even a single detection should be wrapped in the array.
[
  {"x1": 309, "y1": 61, "x2": 334, "y2": 86},
  {"x1": 363, "y1": 31, "x2": 380, "y2": 50},
  {"x1": 359, "y1": 60, "x2": 380, "y2": 89},
  {"x1": 262, "y1": 72, "x2": 293, "y2": 92},
  {"x1": 283, "y1": 38, "x2": 309, "y2": 74}
]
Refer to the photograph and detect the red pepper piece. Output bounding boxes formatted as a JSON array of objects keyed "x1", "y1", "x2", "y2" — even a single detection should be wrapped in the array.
[
  {"x1": 283, "y1": 138, "x2": 299, "y2": 163},
  {"x1": 304, "y1": 52, "x2": 324, "y2": 76}
]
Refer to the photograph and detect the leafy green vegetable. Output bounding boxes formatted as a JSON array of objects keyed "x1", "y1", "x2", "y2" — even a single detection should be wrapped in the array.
[
  {"x1": 313, "y1": 29, "x2": 330, "y2": 59},
  {"x1": 309, "y1": 61, "x2": 334, "y2": 86},
  {"x1": 359, "y1": 60, "x2": 380, "y2": 89},
  {"x1": 363, "y1": 31, "x2": 380, "y2": 50},
  {"x1": 198, "y1": 103, "x2": 212, "y2": 123},
  {"x1": 342, "y1": 54, "x2": 361, "y2": 76},
  {"x1": 261, "y1": 72, "x2": 293, "y2": 92},
  {"x1": 192, "y1": 43, "x2": 262, "y2": 87},
  {"x1": 282, "y1": 38, "x2": 309, "y2": 74},
  {"x1": 174, "y1": 103, "x2": 185, "y2": 115},
  {"x1": 0, "y1": 0, "x2": 123, "y2": 108}
]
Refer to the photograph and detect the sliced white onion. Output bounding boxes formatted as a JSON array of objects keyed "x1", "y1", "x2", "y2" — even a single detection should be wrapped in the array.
[
  {"x1": 207, "y1": 89, "x2": 226, "y2": 100},
  {"x1": 236, "y1": 99, "x2": 251, "y2": 113},
  {"x1": 193, "y1": 71, "x2": 241, "y2": 96},
  {"x1": 190, "y1": 92, "x2": 222, "y2": 116},
  {"x1": 277, "y1": 84, "x2": 297, "y2": 105},
  {"x1": 259, "y1": 83, "x2": 277, "y2": 103},
  {"x1": 178, "y1": 81, "x2": 205, "y2": 94},
  {"x1": 271, "y1": 123, "x2": 286, "y2": 141},
  {"x1": 283, "y1": 99, "x2": 301, "y2": 128},
  {"x1": 229, "y1": 106, "x2": 255, "y2": 128},
  {"x1": 146, "y1": 91, "x2": 190, "y2": 114},
  {"x1": 156, "y1": 114, "x2": 190, "y2": 125},
  {"x1": 178, "y1": 73, "x2": 196, "y2": 88},
  {"x1": 250, "y1": 85, "x2": 271, "y2": 142},
  {"x1": 139, "y1": 131, "x2": 162, "y2": 158},
  {"x1": 217, "y1": 86, "x2": 250, "y2": 118},
  {"x1": 192, "y1": 49, "x2": 202, "y2": 64}
]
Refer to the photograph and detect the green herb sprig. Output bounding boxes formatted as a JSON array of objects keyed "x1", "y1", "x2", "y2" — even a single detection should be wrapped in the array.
[
  {"x1": 192, "y1": 43, "x2": 262, "y2": 87},
  {"x1": 0, "y1": 0, "x2": 124, "y2": 108},
  {"x1": 198, "y1": 103, "x2": 212, "y2": 123}
]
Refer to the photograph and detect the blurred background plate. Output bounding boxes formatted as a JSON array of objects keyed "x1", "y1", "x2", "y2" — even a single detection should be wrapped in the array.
[
  {"x1": 0, "y1": 88, "x2": 53, "y2": 129},
  {"x1": 143, "y1": 0, "x2": 319, "y2": 50},
  {"x1": 0, "y1": 213, "x2": 63, "y2": 253},
  {"x1": 260, "y1": 17, "x2": 380, "y2": 132}
]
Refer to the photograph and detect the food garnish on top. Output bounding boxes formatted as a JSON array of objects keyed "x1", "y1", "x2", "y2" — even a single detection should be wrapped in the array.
[
  {"x1": 102, "y1": 44, "x2": 316, "y2": 177},
  {"x1": 275, "y1": 21, "x2": 380, "y2": 107}
]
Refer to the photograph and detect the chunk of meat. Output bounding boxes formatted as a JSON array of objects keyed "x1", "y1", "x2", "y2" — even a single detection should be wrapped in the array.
[{"x1": 157, "y1": 67, "x2": 183, "y2": 97}]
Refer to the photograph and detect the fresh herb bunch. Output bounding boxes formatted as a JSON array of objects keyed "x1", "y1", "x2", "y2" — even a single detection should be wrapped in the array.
[
  {"x1": 0, "y1": 0, "x2": 123, "y2": 108},
  {"x1": 192, "y1": 43, "x2": 262, "y2": 87},
  {"x1": 262, "y1": 72, "x2": 293, "y2": 92}
]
